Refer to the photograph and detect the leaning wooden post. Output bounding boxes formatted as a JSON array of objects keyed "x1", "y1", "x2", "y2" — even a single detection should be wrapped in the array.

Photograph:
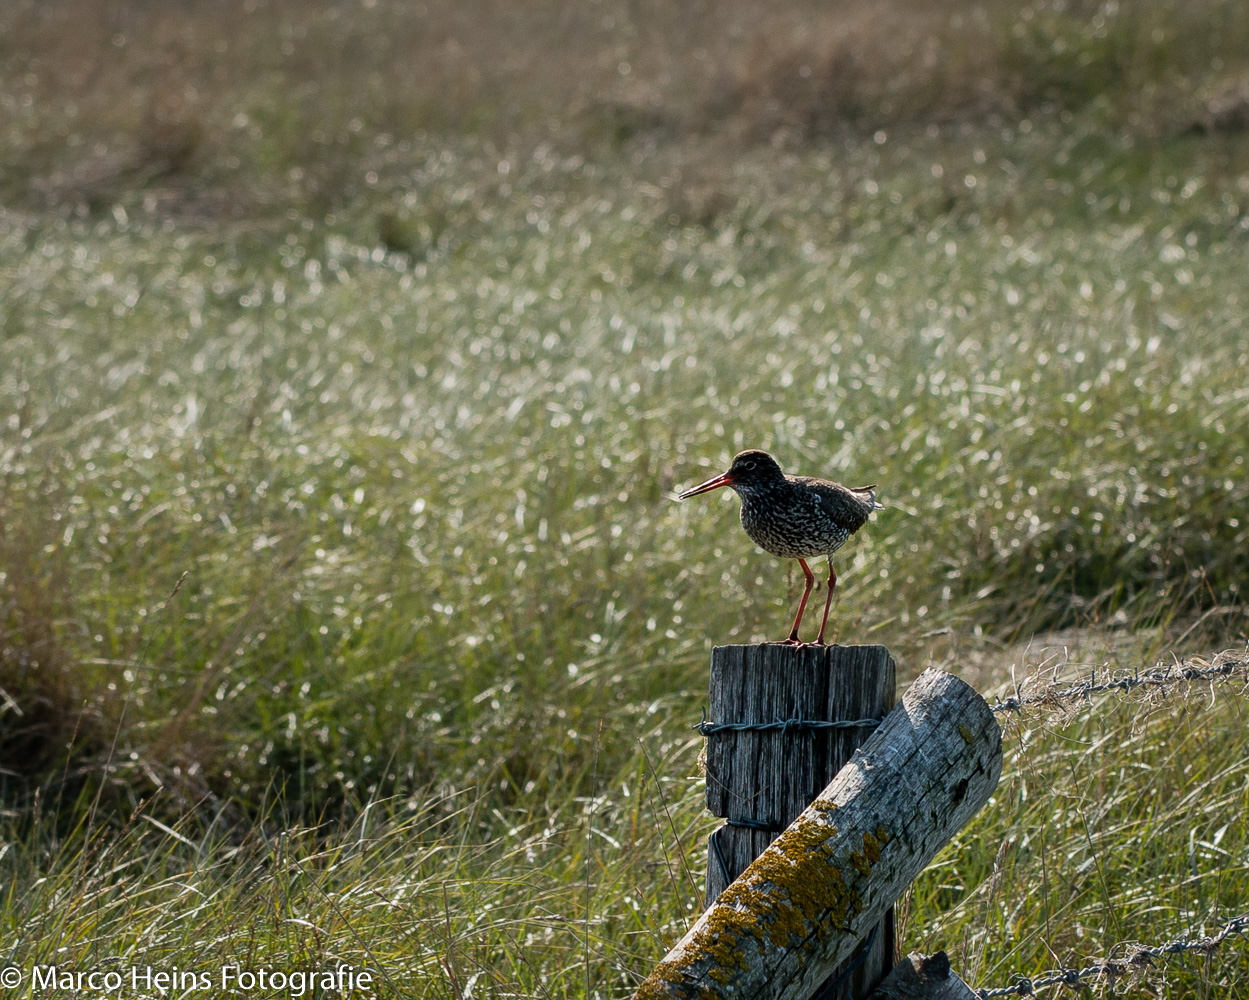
[
  {"x1": 704, "y1": 644, "x2": 896, "y2": 999},
  {"x1": 633, "y1": 669, "x2": 1002, "y2": 1000}
]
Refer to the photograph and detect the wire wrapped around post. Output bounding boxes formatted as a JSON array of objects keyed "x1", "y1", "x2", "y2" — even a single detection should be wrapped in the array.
[{"x1": 700, "y1": 642, "x2": 897, "y2": 1000}]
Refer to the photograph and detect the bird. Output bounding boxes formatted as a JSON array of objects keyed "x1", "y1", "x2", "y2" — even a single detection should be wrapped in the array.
[{"x1": 677, "y1": 449, "x2": 882, "y2": 645}]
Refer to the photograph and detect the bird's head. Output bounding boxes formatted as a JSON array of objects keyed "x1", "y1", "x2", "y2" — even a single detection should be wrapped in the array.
[{"x1": 677, "y1": 449, "x2": 784, "y2": 499}]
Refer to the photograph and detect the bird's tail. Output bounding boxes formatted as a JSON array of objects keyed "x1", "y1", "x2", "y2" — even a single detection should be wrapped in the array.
[{"x1": 853, "y1": 484, "x2": 885, "y2": 511}]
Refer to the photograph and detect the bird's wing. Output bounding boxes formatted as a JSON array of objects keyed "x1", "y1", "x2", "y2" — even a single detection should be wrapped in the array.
[{"x1": 799, "y1": 480, "x2": 874, "y2": 529}]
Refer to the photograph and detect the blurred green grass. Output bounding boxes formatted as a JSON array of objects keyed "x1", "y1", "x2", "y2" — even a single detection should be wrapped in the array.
[{"x1": 4, "y1": 123, "x2": 1248, "y2": 810}]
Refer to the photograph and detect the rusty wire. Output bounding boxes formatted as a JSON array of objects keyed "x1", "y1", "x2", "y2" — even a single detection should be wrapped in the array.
[
  {"x1": 975, "y1": 913, "x2": 1249, "y2": 997},
  {"x1": 693, "y1": 655, "x2": 1248, "y2": 735},
  {"x1": 988, "y1": 655, "x2": 1248, "y2": 716}
]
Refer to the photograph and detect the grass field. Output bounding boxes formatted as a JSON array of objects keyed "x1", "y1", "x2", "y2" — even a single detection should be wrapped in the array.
[{"x1": 3, "y1": 1, "x2": 1249, "y2": 996}]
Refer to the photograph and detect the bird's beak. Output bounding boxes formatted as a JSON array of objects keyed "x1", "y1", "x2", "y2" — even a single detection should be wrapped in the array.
[{"x1": 677, "y1": 472, "x2": 733, "y2": 499}]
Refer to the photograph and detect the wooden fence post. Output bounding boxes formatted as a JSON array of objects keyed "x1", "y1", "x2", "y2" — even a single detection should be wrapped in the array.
[
  {"x1": 632, "y1": 669, "x2": 1002, "y2": 1000},
  {"x1": 703, "y1": 644, "x2": 896, "y2": 999},
  {"x1": 864, "y1": 952, "x2": 978, "y2": 1000}
]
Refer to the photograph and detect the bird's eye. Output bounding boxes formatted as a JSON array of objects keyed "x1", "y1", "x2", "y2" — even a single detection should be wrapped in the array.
[{"x1": 742, "y1": 459, "x2": 755, "y2": 469}]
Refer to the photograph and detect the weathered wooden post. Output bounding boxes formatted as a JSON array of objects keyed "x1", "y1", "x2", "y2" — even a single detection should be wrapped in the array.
[
  {"x1": 633, "y1": 668, "x2": 1002, "y2": 1000},
  {"x1": 864, "y1": 952, "x2": 977, "y2": 1000},
  {"x1": 703, "y1": 643, "x2": 896, "y2": 999}
]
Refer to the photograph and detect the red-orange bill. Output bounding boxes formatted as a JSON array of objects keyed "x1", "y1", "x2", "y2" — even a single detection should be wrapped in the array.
[{"x1": 677, "y1": 472, "x2": 733, "y2": 499}]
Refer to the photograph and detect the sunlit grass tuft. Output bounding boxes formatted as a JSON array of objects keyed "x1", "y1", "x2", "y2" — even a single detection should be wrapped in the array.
[
  {"x1": 911, "y1": 646, "x2": 1249, "y2": 996},
  {"x1": 3, "y1": 643, "x2": 1248, "y2": 995}
]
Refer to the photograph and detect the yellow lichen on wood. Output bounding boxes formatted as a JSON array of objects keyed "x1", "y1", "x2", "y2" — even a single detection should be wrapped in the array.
[
  {"x1": 634, "y1": 810, "x2": 860, "y2": 993},
  {"x1": 861, "y1": 829, "x2": 883, "y2": 863},
  {"x1": 849, "y1": 829, "x2": 883, "y2": 875},
  {"x1": 691, "y1": 907, "x2": 758, "y2": 970},
  {"x1": 635, "y1": 812, "x2": 878, "y2": 998},
  {"x1": 633, "y1": 668, "x2": 1002, "y2": 1000},
  {"x1": 632, "y1": 966, "x2": 690, "y2": 1000},
  {"x1": 718, "y1": 812, "x2": 863, "y2": 951},
  {"x1": 633, "y1": 877, "x2": 773, "y2": 998}
]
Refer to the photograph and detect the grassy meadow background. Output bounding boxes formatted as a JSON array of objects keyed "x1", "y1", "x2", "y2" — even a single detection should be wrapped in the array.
[{"x1": 2, "y1": 0, "x2": 1249, "y2": 995}]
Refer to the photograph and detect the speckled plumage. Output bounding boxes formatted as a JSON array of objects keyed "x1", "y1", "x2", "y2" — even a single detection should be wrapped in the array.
[
  {"x1": 678, "y1": 449, "x2": 882, "y2": 644},
  {"x1": 738, "y1": 472, "x2": 876, "y2": 560}
]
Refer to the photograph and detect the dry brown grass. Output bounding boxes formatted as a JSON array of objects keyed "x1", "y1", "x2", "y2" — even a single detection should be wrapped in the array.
[
  {"x1": 729, "y1": 0, "x2": 1249, "y2": 139},
  {"x1": 0, "y1": 494, "x2": 103, "y2": 795},
  {"x1": 3, "y1": 0, "x2": 1248, "y2": 213}
]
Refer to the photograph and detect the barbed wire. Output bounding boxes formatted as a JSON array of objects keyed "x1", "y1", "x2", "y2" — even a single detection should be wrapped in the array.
[
  {"x1": 688, "y1": 652, "x2": 1249, "y2": 995},
  {"x1": 691, "y1": 655, "x2": 1248, "y2": 740},
  {"x1": 693, "y1": 710, "x2": 882, "y2": 737},
  {"x1": 693, "y1": 655, "x2": 1248, "y2": 737},
  {"x1": 989, "y1": 655, "x2": 1248, "y2": 716},
  {"x1": 975, "y1": 913, "x2": 1249, "y2": 997}
]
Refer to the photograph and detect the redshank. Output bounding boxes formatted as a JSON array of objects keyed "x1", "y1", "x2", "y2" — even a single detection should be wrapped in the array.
[{"x1": 678, "y1": 450, "x2": 882, "y2": 644}]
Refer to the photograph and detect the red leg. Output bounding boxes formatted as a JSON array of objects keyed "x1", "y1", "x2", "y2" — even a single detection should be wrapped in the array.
[
  {"x1": 814, "y1": 558, "x2": 838, "y2": 645},
  {"x1": 783, "y1": 558, "x2": 816, "y2": 644}
]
